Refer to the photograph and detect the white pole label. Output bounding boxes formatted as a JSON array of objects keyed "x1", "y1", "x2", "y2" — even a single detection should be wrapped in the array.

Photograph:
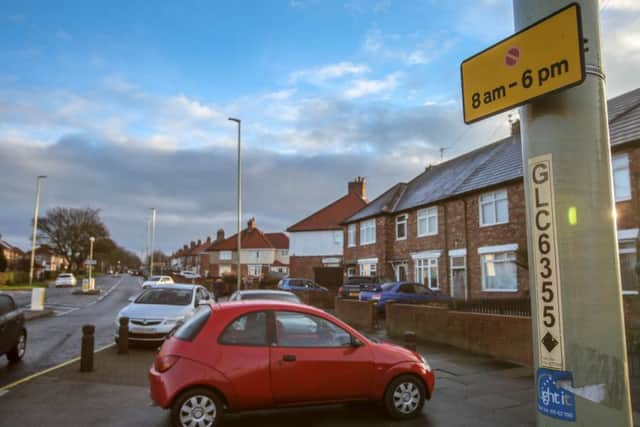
[{"x1": 529, "y1": 154, "x2": 565, "y2": 370}]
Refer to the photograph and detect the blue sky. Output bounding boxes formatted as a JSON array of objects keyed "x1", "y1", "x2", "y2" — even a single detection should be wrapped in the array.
[{"x1": 1, "y1": 0, "x2": 638, "y2": 254}]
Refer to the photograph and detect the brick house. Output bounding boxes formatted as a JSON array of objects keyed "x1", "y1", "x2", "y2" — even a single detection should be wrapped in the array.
[
  {"x1": 203, "y1": 218, "x2": 289, "y2": 279},
  {"x1": 34, "y1": 245, "x2": 68, "y2": 272},
  {"x1": 343, "y1": 88, "x2": 640, "y2": 300},
  {"x1": 0, "y1": 235, "x2": 23, "y2": 269},
  {"x1": 287, "y1": 177, "x2": 368, "y2": 279}
]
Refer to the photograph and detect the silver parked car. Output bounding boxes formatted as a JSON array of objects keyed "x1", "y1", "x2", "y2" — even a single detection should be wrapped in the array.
[
  {"x1": 55, "y1": 273, "x2": 77, "y2": 287},
  {"x1": 141, "y1": 275, "x2": 174, "y2": 289},
  {"x1": 114, "y1": 284, "x2": 211, "y2": 343},
  {"x1": 228, "y1": 289, "x2": 301, "y2": 303}
]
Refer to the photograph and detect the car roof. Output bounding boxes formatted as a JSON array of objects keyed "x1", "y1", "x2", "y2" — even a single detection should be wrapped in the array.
[
  {"x1": 234, "y1": 290, "x2": 296, "y2": 295},
  {"x1": 211, "y1": 300, "x2": 325, "y2": 315},
  {"x1": 149, "y1": 284, "x2": 198, "y2": 290}
]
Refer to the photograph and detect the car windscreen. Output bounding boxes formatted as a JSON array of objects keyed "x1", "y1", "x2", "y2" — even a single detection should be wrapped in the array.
[
  {"x1": 173, "y1": 306, "x2": 211, "y2": 342},
  {"x1": 148, "y1": 276, "x2": 162, "y2": 281},
  {"x1": 241, "y1": 293, "x2": 301, "y2": 303},
  {"x1": 134, "y1": 288, "x2": 193, "y2": 305}
]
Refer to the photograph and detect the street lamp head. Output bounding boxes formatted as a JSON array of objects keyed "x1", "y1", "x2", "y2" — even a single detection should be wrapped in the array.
[
  {"x1": 89, "y1": 237, "x2": 95, "y2": 242},
  {"x1": 37, "y1": 175, "x2": 47, "y2": 179},
  {"x1": 228, "y1": 117, "x2": 241, "y2": 124}
]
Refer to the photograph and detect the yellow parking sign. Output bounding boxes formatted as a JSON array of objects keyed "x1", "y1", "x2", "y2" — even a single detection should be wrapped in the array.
[{"x1": 461, "y1": 3, "x2": 585, "y2": 124}]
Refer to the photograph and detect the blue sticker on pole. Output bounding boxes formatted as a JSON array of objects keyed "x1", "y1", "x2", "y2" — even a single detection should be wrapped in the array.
[{"x1": 537, "y1": 368, "x2": 576, "y2": 421}]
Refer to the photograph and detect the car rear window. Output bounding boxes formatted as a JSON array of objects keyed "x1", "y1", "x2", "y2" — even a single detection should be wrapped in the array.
[
  {"x1": 173, "y1": 306, "x2": 211, "y2": 342},
  {"x1": 241, "y1": 293, "x2": 301, "y2": 303},
  {"x1": 59, "y1": 274, "x2": 71, "y2": 278}
]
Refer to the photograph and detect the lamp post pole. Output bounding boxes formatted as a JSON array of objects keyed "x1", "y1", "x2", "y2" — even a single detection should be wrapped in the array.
[
  {"x1": 149, "y1": 208, "x2": 156, "y2": 277},
  {"x1": 229, "y1": 118, "x2": 242, "y2": 291},
  {"x1": 29, "y1": 175, "x2": 46, "y2": 286},
  {"x1": 88, "y1": 237, "x2": 95, "y2": 288}
]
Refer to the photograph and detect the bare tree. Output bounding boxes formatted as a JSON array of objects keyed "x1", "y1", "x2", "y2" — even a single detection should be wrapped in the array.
[{"x1": 36, "y1": 207, "x2": 109, "y2": 272}]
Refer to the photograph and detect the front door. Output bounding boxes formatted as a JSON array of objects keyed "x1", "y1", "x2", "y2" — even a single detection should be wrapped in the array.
[
  {"x1": 269, "y1": 311, "x2": 373, "y2": 405},
  {"x1": 450, "y1": 256, "x2": 467, "y2": 300},
  {"x1": 395, "y1": 263, "x2": 408, "y2": 281}
]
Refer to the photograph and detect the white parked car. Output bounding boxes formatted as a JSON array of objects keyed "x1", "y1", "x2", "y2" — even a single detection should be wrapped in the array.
[
  {"x1": 181, "y1": 271, "x2": 201, "y2": 280},
  {"x1": 55, "y1": 273, "x2": 77, "y2": 287},
  {"x1": 142, "y1": 275, "x2": 174, "y2": 289},
  {"x1": 115, "y1": 284, "x2": 212, "y2": 343}
]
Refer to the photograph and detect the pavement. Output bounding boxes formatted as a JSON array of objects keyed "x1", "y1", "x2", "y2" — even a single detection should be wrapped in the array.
[{"x1": 0, "y1": 334, "x2": 538, "y2": 426}]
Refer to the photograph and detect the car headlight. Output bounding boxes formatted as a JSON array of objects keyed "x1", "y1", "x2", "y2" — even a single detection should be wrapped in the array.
[
  {"x1": 419, "y1": 355, "x2": 431, "y2": 371},
  {"x1": 164, "y1": 317, "x2": 185, "y2": 325}
]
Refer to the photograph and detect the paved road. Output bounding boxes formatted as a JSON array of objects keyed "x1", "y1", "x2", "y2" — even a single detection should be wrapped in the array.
[{"x1": 0, "y1": 274, "x2": 143, "y2": 388}]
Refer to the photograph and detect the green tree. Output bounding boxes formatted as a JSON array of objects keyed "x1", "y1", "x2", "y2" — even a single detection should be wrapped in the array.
[{"x1": 37, "y1": 207, "x2": 110, "y2": 272}]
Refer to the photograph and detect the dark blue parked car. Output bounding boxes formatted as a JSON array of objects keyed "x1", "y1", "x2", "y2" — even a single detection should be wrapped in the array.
[
  {"x1": 277, "y1": 278, "x2": 328, "y2": 293},
  {"x1": 359, "y1": 281, "x2": 451, "y2": 312}
]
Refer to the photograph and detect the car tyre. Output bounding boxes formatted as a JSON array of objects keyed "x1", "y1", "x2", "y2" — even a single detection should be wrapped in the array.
[
  {"x1": 384, "y1": 374, "x2": 425, "y2": 419},
  {"x1": 7, "y1": 329, "x2": 27, "y2": 363},
  {"x1": 171, "y1": 387, "x2": 224, "y2": 427}
]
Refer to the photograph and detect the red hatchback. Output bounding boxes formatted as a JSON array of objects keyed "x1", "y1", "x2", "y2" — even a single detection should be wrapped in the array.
[{"x1": 149, "y1": 301, "x2": 434, "y2": 427}]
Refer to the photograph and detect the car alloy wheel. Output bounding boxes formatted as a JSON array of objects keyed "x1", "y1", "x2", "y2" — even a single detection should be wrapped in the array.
[
  {"x1": 384, "y1": 375, "x2": 425, "y2": 419},
  {"x1": 7, "y1": 330, "x2": 26, "y2": 363},
  {"x1": 172, "y1": 388, "x2": 222, "y2": 427}
]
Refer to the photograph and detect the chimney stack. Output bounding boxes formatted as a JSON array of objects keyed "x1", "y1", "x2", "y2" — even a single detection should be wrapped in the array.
[
  {"x1": 348, "y1": 176, "x2": 366, "y2": 200},
  {"x1": 509, "y1": 115, "x2": 520, "y2": 136},
  {"x1": 197, "y1": 239, "x2": 202, "y2": 246},
  {"x1": 247, "y1": 217, "x2": 257, "y2": 230},
  {"x1": 183, "y1": 245, "x2": 188, "y2": 251},
  {"x1": 206, "y1": 236, "x2": 211, "y2": 243},
  {"x1": 216, "y1": 229, "x2": 225, "y2": 241},
  {"x1": 190, "y1": 241, "x2": 195, "y2": 249}
]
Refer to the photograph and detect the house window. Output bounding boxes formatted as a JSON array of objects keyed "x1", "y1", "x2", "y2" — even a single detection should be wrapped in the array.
[
  {"x1": 481, "y1": 252, "x2": 517, "y2": 291},
  {"x1": 280, "y1": 250, "x2": 288, "y2": 256},
  {"x1": 619, "y1": 241, "x2": 638, "y2": 293},
  {"x1": 396, "y1": 214, "x2": 408, "y2": 240},
  {"x1": 220, "y1": 251, "x2": 232, "y2": 260},
  {"x1": 359, "y1": 263, "x2": 377, "y2": 277},
  {"x1": 479, "y1": 190, "x2": 509, "y2": 226},
  {"x1": 347, "y1": 224, "x2": 356, "y2": 247},
  {"x1": 415, "y1": 258, "x2": 439, "y2": 289},
  {"x1": 417, "y1": 207, "x2": 438, "y2": 236},
  {"x1": 360, "y1": 219, "x2": 376, "y2": 245},
  {"x1": 613, "y1": 154, "x2": 631, "y2": 201},
  {"x1": 248, "y1": 264, "x2": 262, "y2": 276},
  {"x1": 347, "y1": 266, "x2": 356, "y2": 277},
  {"x1": 219, "y1": 265, "x2": 231, "y2": 276}
]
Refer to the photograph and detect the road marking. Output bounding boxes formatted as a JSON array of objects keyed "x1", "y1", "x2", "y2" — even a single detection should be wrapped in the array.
[{"x1": 0, "y1": 343, "x2": 115, "y2": 393}]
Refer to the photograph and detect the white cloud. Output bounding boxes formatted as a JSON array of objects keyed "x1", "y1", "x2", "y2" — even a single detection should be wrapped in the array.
[
  {"x1": 289, "y1": 61, "x2": 370, "y2": 84},
  {"x1": 344, "y1": 72, "x2": 401, "y2": 98},
  {"x1": 604, "y1": 0, "x2": 640, "y2": 11},
  {"x1": 363, "y1": 29, "x2": 455, "y2": 66},
  {"x1": 169, "y1": 95, "x2": 222, "y2": 121}
]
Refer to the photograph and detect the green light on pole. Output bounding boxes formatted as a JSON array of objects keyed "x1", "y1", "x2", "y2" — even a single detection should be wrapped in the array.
[{"x1": 568, "y1": 206, "x2": 577, "y2": 225}]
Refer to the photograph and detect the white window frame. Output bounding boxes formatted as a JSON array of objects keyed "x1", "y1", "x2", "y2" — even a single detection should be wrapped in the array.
[
  {"x1": 479, "y1": 189, "x2": 509, "y2": 227},
  {"x1": 347, "y1": 266, "x2": 356, "y2": 277},
  {"x1": 396, "y1": 214, "x2": 408, "y2": 240},
  {"x1": 358, "y1": 258, "x2": 378, "y2": 277},
  {"x1": 480, "y1": 251, "x2": 518, "y2": 292},
  {"x1": 280, "y1": 250, "x2": 288, "y2": 256},
  {"x1": 248, "y1": 264, "x2": 262, "y2": 276},
  {"x1": 417, "y1": 207, "x2": 438, "y2": 237},
  {"x1": 219, "y1": 264, "x2": 231, "y2": 275},
  {"x1": 414, "y1": 257, "x2": 439, "y2": 290},
  {"x1": 613, "y1": 153, "x2": 632, "y2": 202},
  {"x1": 333, "y1": 230, "x2": 343, "y2": 245},
  {"x1": 219, "y1": 251, "x2": 232, "y2": 260},
  {"x1": 449, "y1": 254, "x2": 467, "y2": 300},
  {"x1": 360, "y1": 219, "x2": 376, "y2": 246},
  {"x1": 347, "y1": 224, "x2": 356, "y2": 247}
]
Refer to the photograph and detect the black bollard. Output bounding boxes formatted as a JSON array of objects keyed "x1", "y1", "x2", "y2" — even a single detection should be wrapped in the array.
[
  {"x1": 80, "y1": 324, "x2": 95, "y2": 372},
  {"x1": 404, "y1": 330, "x2": 417, "y2": 352},
  {"x1": 118, "y1": 317, "x2": 129, "y2": 354}
]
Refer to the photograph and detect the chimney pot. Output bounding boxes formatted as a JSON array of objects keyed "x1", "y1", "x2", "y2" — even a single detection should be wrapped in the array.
[
  {"x1": 206, "y1": 236, "x2": 211, "y2": 243},
  {"x1": 197, "y1": 239, "x2": 202, "y2": 246},
  {"x1": 510, "y1": 117, "x2": 520, "y2": 136},
  {"x1": 247, "y1": 218, "x2": 257, "y2": 229},
  {"x1": 190, "y1": 241, "x2": 195, "y2": 248},
  {"x1": 348, "y1": 177, "x2": 366, "y2": 200},
  {"x1": 216, "y1": 229, "x2": 225, "y2": 241}
]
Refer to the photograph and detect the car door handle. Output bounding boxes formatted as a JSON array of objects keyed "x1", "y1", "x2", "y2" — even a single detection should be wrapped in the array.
[{"x1": 282, "y1": 354, "x2": 296, "y2": 362}]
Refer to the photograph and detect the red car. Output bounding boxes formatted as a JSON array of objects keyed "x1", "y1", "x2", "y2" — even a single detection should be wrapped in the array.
[{"x1": 149, "y1": 301, "x2": 434, "y2": 427}]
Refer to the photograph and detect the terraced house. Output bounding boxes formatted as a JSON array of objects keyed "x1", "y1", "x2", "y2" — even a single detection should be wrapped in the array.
[{"x1": 343, "y1": 88, "x2": 640, "y2": 300}]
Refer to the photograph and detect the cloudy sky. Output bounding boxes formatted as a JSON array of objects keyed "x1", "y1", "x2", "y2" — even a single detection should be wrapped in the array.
[{"x1": 1, "y1": 0, "x2": 639, "y2": 255}]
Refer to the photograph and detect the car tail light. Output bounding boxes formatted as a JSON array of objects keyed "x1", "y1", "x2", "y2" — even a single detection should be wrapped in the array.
[
  {"x1": 372, "y1": 293, "x2": 381, "y2": 300},
  {"x1": 155, "y1": 355, "x2": 179, "y2": 373}
]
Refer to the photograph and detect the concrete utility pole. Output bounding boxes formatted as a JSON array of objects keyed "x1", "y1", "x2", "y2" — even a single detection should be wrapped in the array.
[
  {"x1": 515, "y1": 0, "x2": 632, "y2": 425},
  {"x1": 88, "y1": 236, "x2": 95, "y2": 289},
  {"x1": 28, "y1": 175, "x2": 46, "y2": 286},
  {"x1": 229, "y1": 117, "x2": 242, "y2": 291},
  {"x1": 149, "y1": 208, "x2": 156, "y2": 277}
]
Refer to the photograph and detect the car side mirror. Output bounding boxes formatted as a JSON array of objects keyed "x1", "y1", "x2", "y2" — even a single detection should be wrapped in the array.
[
  {"x1": 351, "y1": 336, "x2": 364, "y2": 348},
  {"x1": 128, "y1": 296, "x2": 135, "y2": 303}
]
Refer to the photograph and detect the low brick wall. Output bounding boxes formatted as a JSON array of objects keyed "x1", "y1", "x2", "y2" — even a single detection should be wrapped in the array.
[
  {"x1": 335, "y1": 298, "x2": 376, "y2": 331},
  {"x1": 293, "y1": 291, "x2": 336, "y2": 309},
  {"x1": 386, "y1": 303, "x2": 533, "y2": 366}
]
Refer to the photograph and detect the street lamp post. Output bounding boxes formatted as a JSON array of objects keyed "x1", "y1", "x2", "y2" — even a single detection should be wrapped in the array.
[
  {"x1": 228, "y1": 118, "x2": 242, "y2": 291},
  {"x1": 88, "y1": 237, "x2": 95, "y2": 289},
  {"x1": 29, "y1": 175, "x2": 46, "y2": 286},
  {"x1": 149, "y1": 208, "x2": 156, "y2": 277}
]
